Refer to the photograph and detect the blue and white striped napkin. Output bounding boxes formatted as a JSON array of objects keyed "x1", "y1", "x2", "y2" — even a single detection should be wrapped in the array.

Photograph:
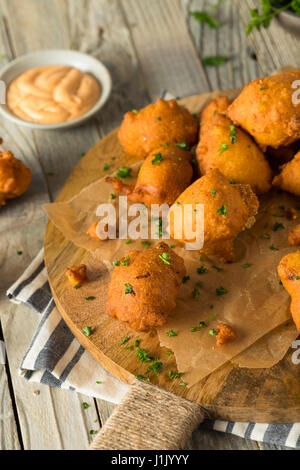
[{"x1": 6, "y1": 249, "x2": 300, "y2": 449}]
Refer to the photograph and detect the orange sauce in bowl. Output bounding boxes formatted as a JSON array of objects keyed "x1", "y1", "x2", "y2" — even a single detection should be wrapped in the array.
[{"x1": 7, "y1": 65, "x2": 101, "y2": 124}]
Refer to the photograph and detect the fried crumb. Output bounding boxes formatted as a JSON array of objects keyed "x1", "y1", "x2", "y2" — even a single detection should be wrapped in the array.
[
  {"x1": 285, "y1": 208, "x2": 298, "y2": 220},
  {"x1": 216, "y1": 323, "x2": 237, "y2": 347},
  {"x1": 288, "y1": 224, "x2": 300, "y2": 246},
  {"x1": 66, "y1": 264, "x2": 88, "y2": 286}
]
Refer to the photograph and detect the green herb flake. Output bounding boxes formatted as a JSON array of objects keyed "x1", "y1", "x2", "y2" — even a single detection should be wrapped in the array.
[
  {"x1": 136, "y1": 374, "x2": 150, "y2": 382},
  {"x1": 166, "y1": 329, "x2": 178, "y2": 337},
  {"x1": 141, "y1": 241, "x2": 151, "y2": 249},
  {"x1": 182, "y1": 275, "x2": 190, "y2": 284},
  {"x1": 137, "y1": 347, "x2": 153, "y2": 363},
  {"x1": 189, "y1": 10, "x2": 221, "y2": 28},
  {"x1": 212, "y1": 265, "x2": 223, "y2": 272},
  {"x1": 124, "y1": 283, "x2": 134, "y2": 294},
  {"x1": 217, "y1": 205, "x2": 227, "y2": 216},
  {"x1": 197, "y1": 266, "x2": 206, "y2": 275},
  {"x1": 152, "y1": 152, "x2": 164, "y2": 165},
  {"x1": 269, "y1": 245, "x2": 279, "y2": 251},
  {"x1": 261, "y1": 233, "x2": 271, "y2": 240},
  {"x1": 85, "y1": 296, "x2": 96, "y2": 301},
  {"x1": 116, "y1": 166, "x2": 132, "y2": 179},
  {"x1": 111, "y1": 193, "x2": 116, "y2": 200},
  {"x1": 192, "y1": 288, "x2": 200, "y2": 299},
  {"x1": 242, "y1": 263, "x2": 251, "y2": 269},
  {"x1": 131, "y1": 109, "x2": 139, "y2": 114},
  {"x1": 134, "y1": 339, "x2": 140, "y2": 348},
  {"x1": 211, "y1": 190, "x2": 217, "y2": 198},
  {"x1": 202, "y1": 56, "x2": 228, "y2": 67},
  {"x1": 125, "y1": 239, "x2": 132, "y2": 245},
  {"x1": 120, "y1": 336, "x2": 130, "y2": 346},
  {"x1": 218, "y1": 143, "x2": 229, "y2": 155},
  {"x1": 17, "y1": 250, "x2": 23, "y2": 256},
  {"x1": 96, "y1": 381, "x2": 102, "y2": 384},
  {"x1": 209, "y1": 329, "x2": 217, "y2": 336},
  {"x1": 103, "y1": 164, "x2": 110, "y2": 171},
  {"x1": 74, "y1": 284, "x2": 81, "y2": 289},
  {"x1": 169, "y1": 371, "x2": 185, "y2": 380},
  {"x1": 82, "y1": 326, "x2": 92, "y2": 337},
  {"x1": 229, "y1": 124, "x2": 237, "y2": 144},
  {"x1": 175, "y1": 142, "x2": 189, "y2": 150},
  {"x1": 272, "y1": 222, "x2": 285, "y2": 232},
  {"x1": 146, "y1": 359, "x2": 163, "y2": 376},
  {"x1": 82, "y1": 402, "x2": 89, "y2": 409},
  {"x1": 159, "y1": 252, "x2": 172, "y2": 265},
  {"x1": 216, "y1": 286, "x2": 228, "y2": 296}
]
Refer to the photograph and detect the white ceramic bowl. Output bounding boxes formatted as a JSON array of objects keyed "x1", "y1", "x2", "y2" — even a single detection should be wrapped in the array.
[{"x1": 0, "y1": 49, "x2": 112, "y2": 130}]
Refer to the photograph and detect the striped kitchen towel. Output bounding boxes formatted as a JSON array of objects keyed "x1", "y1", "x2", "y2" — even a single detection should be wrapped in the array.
[{"x1": 6, "y1": 248, "x2": 300, "y2": 449}]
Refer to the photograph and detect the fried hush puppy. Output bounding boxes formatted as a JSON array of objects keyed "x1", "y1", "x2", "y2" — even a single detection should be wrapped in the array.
[
  {"x1": 278, "y1": 252, "x2": 300, "y2": 331},
  {"x1": 0, "y1": 150, "x2": 32, "y2": 206},
  {"x1": 273, "y1": 151, "x2": 300, "y2": 196},
  {"x1": 196, "y1": 97, "x2": 272, "y2": 194},
  {"x1": 118, "y1": 98, "x2": 198, "y2": 158},
  {"x1": 106, "y1": 242, "x2": 186, "y2": 331},
  {"x1": 227, "y1": 70, "x2": 300, "y2": 150},
  {"x1": 66, "y1": 264, "x2": 88, "y2": 286},
  {"x1": 105, "y1": 144, "x2": 193, "y2": 206},
  {"x1": 216, "y1": 323, "x2": 237, "y2": 347},
  {"x1": 169, "y1": 169, "x2": 259, "y2": 263}
]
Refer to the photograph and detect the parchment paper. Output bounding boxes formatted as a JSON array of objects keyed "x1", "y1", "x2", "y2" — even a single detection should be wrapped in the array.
[{"x1": 44, "y1": 173, "x2": 300, "y2": 386}]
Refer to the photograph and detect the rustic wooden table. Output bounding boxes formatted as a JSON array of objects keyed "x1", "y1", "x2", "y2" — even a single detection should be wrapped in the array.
[{"x1": 0, "y1": 0, "x2": 299, "y2": 451}]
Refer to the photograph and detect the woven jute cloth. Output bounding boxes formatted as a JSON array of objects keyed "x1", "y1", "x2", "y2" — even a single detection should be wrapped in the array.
[{"x1": 89, "y1": 379, "x2": 205, "y2": 450}]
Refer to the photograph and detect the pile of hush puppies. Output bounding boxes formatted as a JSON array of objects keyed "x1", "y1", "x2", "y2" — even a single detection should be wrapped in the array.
[{"x1": 68, "y1": 71, "x2": 300, "y2": 340}]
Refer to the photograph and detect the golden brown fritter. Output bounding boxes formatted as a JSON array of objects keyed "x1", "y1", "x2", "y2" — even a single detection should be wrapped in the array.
[
  {"x1": 200, "y1": 96, "x2": 231, "y2": 124},
  {"x1": 66, "y1": 264, "x2": 88, "y2": 286},
  {"x1": 288, "y1": 225, "x2": 300, "y2": 246},
  {"x1": 227, "y1": 70, "x2": 300, "y2": 150},
  {"x1": 118, "y1": 98, "x2": 198, "y2": 158},
  {"x1": 105, "y1": 144, "x2": 193, "y2": 206},
  {"x1": 0, "y1": 150, "x2": 32, "y2": 206},
  {"x1": 273, "y1": 150, "x2": 300, "y2": 195},
  {"x1": 278, "y1": 252, "x2": 300, "y2": 331},
  {"x1": 196, "y1": 98, "x2": 272, "y2": 194},
  {"x1": 106, "y1": 242, "x2": 186, "y2": 331},
  {"x1": 216, "y1": 323, "x2": 237, "y2": 347},
  {"x1": 169, "y1": 169, "x2": 259, "y2": 263}
]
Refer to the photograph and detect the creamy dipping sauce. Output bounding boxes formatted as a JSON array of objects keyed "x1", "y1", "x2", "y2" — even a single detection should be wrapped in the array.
[{"x1": 7, "y1": 65, "x2": 101, "y2": 124}]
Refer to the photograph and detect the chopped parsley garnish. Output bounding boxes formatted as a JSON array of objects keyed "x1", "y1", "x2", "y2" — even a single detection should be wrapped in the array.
[
  {"x1": 85, "y1": 296, "x2": 96, "y2": 301},
  {"x1": 269, "y1": 245, "x2": 279, "y2": 251},
  {"x1": 120, "y1": 336, "x2": 130, "y2": 345},
  {"x1": 182, "y1": 276, "x2": 190, "y2": 284},
  {"x1": 103, "y1": 164, "x2": 110, "y2": 170},
  {"x1": 212, "y1": 265, "x2": 223, "y2": 272},
  {"x1": 191, "y1": 321, "x2": 206, "y2": 332},
  {"x1": 179, "y1": 382, "x2": 187, "y2": 387},
  {"x1": 192, "y1": 288, "x2": 200, "y2": 298},
  {"x1": 209, "y1": 329, "x2": 217, "y2": 336},
  {"x1": 169, "y1": 371, "x2": 185, "y2": 380},
  {"x1": 152, "y1": 152, "x2": 164, "y2": 165},
  {"x1": 229, "y1": 124, "x2": 237, "y2": 144},
  {"x1": 157, "y1": 116, "x2": 162, "y2": 121},
  {"x1": 82, "y1": 402, "x2": 89, "y2": 409},
  {"x1": 279, "y1": 280, "x2": 283, "y2": 286},
  {"x1": 175, "y1": 141, "x2": 189, "y2": 150},
  {"x1": 125, "y1": 239, "x2": 132, "y2": 245},
  {"x1": 261, "y1": 233, "x2": 271, "y2": 239},
  {"x1": 166, "y1": 329, "x2": 178, "y2": 337},
  {"x1": 96, "y1": 381, "x2": 102, "y2": 384},
  {"x1": 272, "y1": 222, "x2": 285, "y2": 232},
  {"x1": 242, "y1": 263, "x2": 251, "y2": 269},
  {"x1": 82, "y1": 326, "x2": 92, "y2": 337},
  {"x1": 74, "y1": 284, "x2": 81, "y2": 289},
  {"x1": 120, "y1": 256, "x2": 130, "y2": 266},
  {"x1": 134, "y1": 339, "x2": 140, "y2": 348},
  {"x1": 117, "y1": 166, "x2": 132, "y2": 179},
  {"x1": 146, "y1": 359, "x2": 163, "y2": 375},
  {"x1": 111, "y1": 193, "x2": 116, "y2": 200},
  {"x1": 17, "y1": 250, "x2": 23, "y2": 255},
  {"x1": 211, "y1": 190, "x2": 217, "y2": 198},
  {"x1": 217, "y1": 205, "x2": 227, "y2": 216},
  {"x1": 189, "y1": 11, "x2": 220, "y2": 28},
  {"x1": 229, "y1": 178, "x2": 235, "y2": 184},
  {"x1": 136, "y1": 374, "x2": 150, "y2": 382},
  {"x1": 124, "y1": 283, "x2": 134, "y2": 294},
  {"x1": 202, "y1": 56, "x2": 228, "y2": 67},
  {"x1": 197, "y1": 266, "x2": 206, "y2": 275},
  {"x1": 218, "y1": 143, "x2": 229, "y2": 155},
  {"x1": 159, "y1": 252, "x2": 171, "y2": 265},
  {"x1": 216, "y1": 286, "x2": 228, "y2": 296},
  {"x1": 132, "y1": 109, "x2": 139, "y2": 114},
  {"x1": 165, "y1": 350, "x2": 173, "y2": 355},
  {"x1": 137, "y1": 347, "x2": 153, "y2": 363}
]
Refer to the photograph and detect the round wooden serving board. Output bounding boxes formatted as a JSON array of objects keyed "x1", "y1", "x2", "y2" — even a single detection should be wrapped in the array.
[{"x1": 44, "y1": 91, "x2": 300, "y2": 423}]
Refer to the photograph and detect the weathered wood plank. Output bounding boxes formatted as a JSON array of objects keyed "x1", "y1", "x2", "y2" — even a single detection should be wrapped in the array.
[
  {"x1": 180, "y1": 0, "x2": 261, "y2": 90},
  {"x1": 0, "y1": 364, "x2": 21, "y2": 450},
  {"x1": 121, "y1": 0, "x2": 210, "y2": 99},
  {"x1": 96, "y1": 399, "x2": 116, "y2": 426},
  {"x1": 238, "y1": 0, "x2": 300, "y2": 75}
]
